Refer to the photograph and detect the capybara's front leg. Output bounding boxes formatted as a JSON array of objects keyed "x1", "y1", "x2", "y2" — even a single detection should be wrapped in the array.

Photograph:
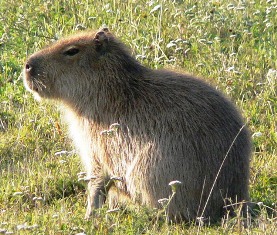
[{"x1": 85, "y1": 179, "x2": 106, "y2": 219}]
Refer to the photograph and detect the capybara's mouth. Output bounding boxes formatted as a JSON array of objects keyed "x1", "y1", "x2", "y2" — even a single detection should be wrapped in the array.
[
  {"x1": 23, "y1": 61, "x2": 47, "y2": 94},
  {"x1": 23, "y1": 72, "x2": 40, "y2": 93}
]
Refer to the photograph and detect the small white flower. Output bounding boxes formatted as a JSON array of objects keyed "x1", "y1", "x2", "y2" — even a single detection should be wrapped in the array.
[
  {"x1": 83, "y1": 175, "x2": 97, "y2": 182},
  {"x1": 227, "y1": 4, "x2": 235, "y2": 10},
  {"x1": 158, "y1": 198, "x2": 169, "y2": 207},
  {"x1": 236, "y1": 6, "x2": 245, "y2": 11},
  {"x1": 169, "y1": 180, "x2": 182, "y2": 193},
  {"x1": 225, "y1": 66, "x2": 235, "y2": 72},
  {"x1": 136, "y1": 55, "x2": 147, "y2": 60},
  {"x1": 257, "y1": 202, "x2": 263, "y2": 207},
  {"x1": 107, "y1": 130, "x2": 115, "y2": 135},
  {"x1": 166, "y1": 41, "x2": 176, "y2": 48},
  {"x1": 110, "y1": 176, "x2": 123, "y2": 182},
  {"x1": 33, "y1": 197, "x2": 43, "y2": 201},
  {"x1": 266, "y1": 69, "x2": 277, "y2": 89},
  {"x1": 150, "y1": 4, "x2": 161, "y2": 14},
  {"x1": 26, "y1": 224, "x2": 38, "y2": 230},
  {"x1": 109, "y1": 123, "x2": 120, "y2": 130},
  {"x1": 77, "y1": 172, "x2": 87, "y2": 177},
  {"x1": 252, "y1": 132, "x2": 262, "y2": 138},
  {"x1": 5, "y1": 231, "x2": 14, "y2": 235},
  {"x1": 16, "y1": 223, "x2": 27, "y2": 230},
  {"x1": 54, "y1": 150, "x2": 68, "y2": 156},
  {"x1": 106, "y1": 208, "x2": 120, "y2": 214},
  {"x1": 196, "y1": 217, "x2": 205, "y2": 226},
  {"x1": 100, "y1": 130, "x2": 109, "y2": 136},
  {"x1": 198, "y1": 39, "x2": 207, "y2": 43}
]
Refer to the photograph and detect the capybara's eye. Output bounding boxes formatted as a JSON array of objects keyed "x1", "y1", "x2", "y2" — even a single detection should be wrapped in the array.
[{"x1": 63, "y1": 47, "x2": 80, "y2": 56}]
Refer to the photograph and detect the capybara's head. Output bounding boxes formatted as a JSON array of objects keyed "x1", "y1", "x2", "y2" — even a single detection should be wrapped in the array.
[{"x1": 23, "y1": 28, "x2": 132, "y2": 101}]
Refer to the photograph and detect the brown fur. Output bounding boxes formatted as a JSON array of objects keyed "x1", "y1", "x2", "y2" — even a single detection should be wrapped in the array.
[{"x1": 23, "y1": 29, "x2": 251, "y2": 222}]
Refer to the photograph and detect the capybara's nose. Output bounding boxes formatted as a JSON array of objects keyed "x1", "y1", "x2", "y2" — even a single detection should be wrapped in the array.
[
  {"x1": 25, "y1": 59, "x2": 38, "y2": 76},
  {"x1": 25, "y1": 63, "x2": 32, "y2": 72}
]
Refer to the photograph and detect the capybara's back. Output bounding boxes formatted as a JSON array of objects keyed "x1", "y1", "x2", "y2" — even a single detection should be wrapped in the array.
[{"x1": 23, "y1": 28, "x2": 251, "y2": 222}]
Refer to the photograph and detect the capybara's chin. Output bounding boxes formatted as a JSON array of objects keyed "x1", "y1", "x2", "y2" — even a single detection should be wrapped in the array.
[
  {"x1": 23, "y1": 77, "x2": 54, "y2": 100},
  {"x1": 23, "y1": 77, "x2": 44, "y2": 100},
  {"x1": 23, "y1": 28, "x2": 251, "y2": 223}
]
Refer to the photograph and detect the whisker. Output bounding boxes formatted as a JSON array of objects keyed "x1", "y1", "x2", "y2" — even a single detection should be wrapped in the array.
[{"x1": 36, "y1": 79, "x2": 47, "y2": 89}]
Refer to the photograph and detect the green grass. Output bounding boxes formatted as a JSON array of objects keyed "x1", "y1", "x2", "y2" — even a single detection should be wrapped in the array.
[{"x1": 0, "y1": 0, "x2": 276, "y2": 234}]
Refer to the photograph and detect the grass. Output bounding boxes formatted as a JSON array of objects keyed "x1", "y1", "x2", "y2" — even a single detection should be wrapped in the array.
[{"x1": 0, "y1": 0, "x2": 276, "y2": 234}]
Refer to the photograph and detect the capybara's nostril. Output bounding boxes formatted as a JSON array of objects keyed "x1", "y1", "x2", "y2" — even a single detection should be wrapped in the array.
[{"x1": 25, "y1": 63, "x2": 32, "y2": 72}]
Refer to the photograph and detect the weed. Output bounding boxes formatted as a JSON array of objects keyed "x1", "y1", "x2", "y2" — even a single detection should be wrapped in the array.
[{"x1": 0, "y1": 0, "x2": 276, "y2": 234}]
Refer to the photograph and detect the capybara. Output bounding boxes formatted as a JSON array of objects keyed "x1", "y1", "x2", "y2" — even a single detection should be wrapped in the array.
[{"x1": 23, "y1": 28, "x2": 251, "y2": 222}]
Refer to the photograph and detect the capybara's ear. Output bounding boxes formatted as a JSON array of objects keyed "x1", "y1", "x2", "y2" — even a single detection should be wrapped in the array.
[
  {"x1": 100, "y1": 27, "x2": 109, "y2": 33},
  {"x1": 93, "y1": 29, "x2": 110, "y2": 51}
]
